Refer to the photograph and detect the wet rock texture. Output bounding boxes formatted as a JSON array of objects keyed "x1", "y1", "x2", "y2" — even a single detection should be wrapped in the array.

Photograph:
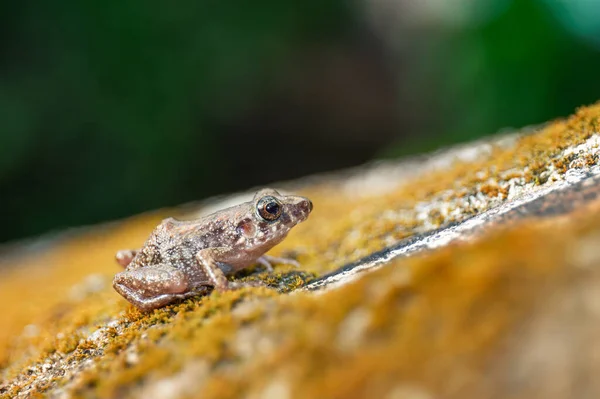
[{"x1": 2, "y1": 103, "x2": 600, "y2": 398}]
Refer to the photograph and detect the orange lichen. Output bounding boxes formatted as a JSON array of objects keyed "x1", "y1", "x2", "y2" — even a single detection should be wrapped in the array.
[{"x1": 1, "y1": 102, "x2": 600, "y2": 398}]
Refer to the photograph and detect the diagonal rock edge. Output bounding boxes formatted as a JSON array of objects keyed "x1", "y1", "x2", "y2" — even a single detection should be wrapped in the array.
[{"x1": 306, "y1": 135, "x2": 600, "y2": 292}]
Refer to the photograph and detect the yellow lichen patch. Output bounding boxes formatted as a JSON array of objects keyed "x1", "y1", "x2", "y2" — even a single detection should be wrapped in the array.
[
  {"x1": 2, "y1": 199, "x2": 598, "y2": 398},
  {"x1": 196, "y1": 214, "x2": 592, "y2": 399},
  {"x1": 0, "y1": 211, "x2": 169, "y2": 364},
  {"x1": 2, "y1": 103, "x2": 600, "y2": 397}
]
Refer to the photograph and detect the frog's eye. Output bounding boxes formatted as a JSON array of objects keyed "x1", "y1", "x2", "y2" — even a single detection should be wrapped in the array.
[{"x1": 257, "y1": 196, "x2": 282, "y2": 221}]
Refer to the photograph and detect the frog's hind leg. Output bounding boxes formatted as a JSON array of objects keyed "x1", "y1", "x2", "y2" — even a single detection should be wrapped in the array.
[
  {"x1": 113, "y1": 264, "x2": 193, "y2": 311},
  {"x1": 115, "y1": 249, "x2": 139, "y2": 268}
]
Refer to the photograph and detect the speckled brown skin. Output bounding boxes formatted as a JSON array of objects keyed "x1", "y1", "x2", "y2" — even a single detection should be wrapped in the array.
[{"x1": 113, "y1": 189, "x2": 313, "y2": 311}]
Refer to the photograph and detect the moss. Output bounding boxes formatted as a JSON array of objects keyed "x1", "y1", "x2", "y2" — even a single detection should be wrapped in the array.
[
  {"x1": 193, "y1": 216, "x2": 583, "y2": 399},
  {"x1": 1, "y1": 102, "x2": 600, "y2": 397}
]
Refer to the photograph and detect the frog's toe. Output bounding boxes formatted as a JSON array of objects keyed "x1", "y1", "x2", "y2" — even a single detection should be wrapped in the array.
[
  {"x1": 115, "y1": 249, "x2": 138, "y2": 268},
  {"x1": 260, "y1": 254, "x2": 300, "y2": 269},
  {"x1": 227, "y1": 279, "x2": 268, "y2": 290},
  {"x1": 256, "y1": 256, "x2": 274, "y2": 272}
]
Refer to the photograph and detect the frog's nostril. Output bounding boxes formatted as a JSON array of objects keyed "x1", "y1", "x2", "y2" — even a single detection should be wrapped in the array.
[{"x1": 300, "y1": 199, "x2": 313, "y2": 213}]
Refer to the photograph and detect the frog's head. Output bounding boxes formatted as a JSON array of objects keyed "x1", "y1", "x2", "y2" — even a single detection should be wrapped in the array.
[
  {"x1": 236, "y1": 188, "x2": 312, "y2": 250},
  {"x1": 253, "y1": 188, "x2": 312, "y2": 227}
]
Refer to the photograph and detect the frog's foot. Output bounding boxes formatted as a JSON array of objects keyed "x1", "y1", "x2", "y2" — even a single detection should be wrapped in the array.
[
  {"x1": 113, "y1": 264, "x2": 190, "y2": 311},
  {"x1": 115, "y1": 249, "x2": 139, "y2": 268},
  {"x1": 256, "y1": 255, "x2": 300, "y2": 272}
]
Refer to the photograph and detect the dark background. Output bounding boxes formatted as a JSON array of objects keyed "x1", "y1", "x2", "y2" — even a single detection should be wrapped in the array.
[{"x1": 1, "y1": 0, "x2": 600, "y2": 243}]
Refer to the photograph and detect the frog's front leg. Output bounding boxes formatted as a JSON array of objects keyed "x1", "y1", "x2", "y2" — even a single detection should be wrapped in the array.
[
  {"x1": 113, "y1": 264, "x2": 195, "y2": 311},
  {"x1": 195, "y1": 248, "x2": 265, "y2": 291}
]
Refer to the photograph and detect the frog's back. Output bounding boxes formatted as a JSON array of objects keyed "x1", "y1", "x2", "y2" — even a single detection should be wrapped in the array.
[{"x1": 129, "y1": 217, "x2": 212, "y2": 269}]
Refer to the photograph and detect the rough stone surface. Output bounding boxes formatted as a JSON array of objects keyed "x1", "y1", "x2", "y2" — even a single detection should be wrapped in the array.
[{"x1": 2, "y1": 103, "x2": 600, "y2": 398}]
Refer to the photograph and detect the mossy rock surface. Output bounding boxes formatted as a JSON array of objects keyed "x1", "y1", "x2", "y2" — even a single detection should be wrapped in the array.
[{"x1": 2, "y1": 103, "x2": 600, "y2": 398}]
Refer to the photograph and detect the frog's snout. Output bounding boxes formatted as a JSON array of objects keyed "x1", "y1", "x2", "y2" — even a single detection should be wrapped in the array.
[
  {"x1": 293, "y1": 196, "x2": 313, "y2": 221},
  {"x1": 302, "y1": 198, "x2": 313, "y2": 213}
]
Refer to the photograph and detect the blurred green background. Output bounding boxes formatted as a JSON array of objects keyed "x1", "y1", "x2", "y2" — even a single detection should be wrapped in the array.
[{"x1": 1, "y1": 0, "x2": 600, "y2": 243}]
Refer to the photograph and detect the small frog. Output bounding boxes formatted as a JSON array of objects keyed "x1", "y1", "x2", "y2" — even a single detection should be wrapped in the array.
[{"x1": 113, "y1": 188, "x2": 312, "y2": 311}]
